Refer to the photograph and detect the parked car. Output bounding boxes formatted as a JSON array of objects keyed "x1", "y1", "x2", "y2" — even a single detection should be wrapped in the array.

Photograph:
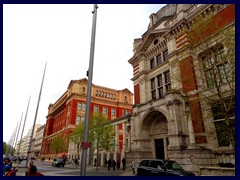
[
  {"x1": 52, "y1": 158, "x2": 65, "y2": 167},
  {"x1": 137, "y1": 159, "x2": 196, "y2": 176}
]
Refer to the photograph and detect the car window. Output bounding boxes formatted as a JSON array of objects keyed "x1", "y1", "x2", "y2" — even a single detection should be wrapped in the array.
[
  {"x1": 164, "y1": 161, "x2": 183, "y2": 170},
  {"x1": 140, "y1": 160, "x2": 148, "y2": 166},
  {"x1": 148, "y1": 160, "x2": 165, "y2": 169},
  {"x1": 156, "y1": 161, "x2": 165, "y2": 169}
]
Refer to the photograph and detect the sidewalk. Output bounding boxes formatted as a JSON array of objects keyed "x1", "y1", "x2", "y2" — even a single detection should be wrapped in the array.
[{"x1": 13, "y1": 161, "x2": 135, "y2": 176}]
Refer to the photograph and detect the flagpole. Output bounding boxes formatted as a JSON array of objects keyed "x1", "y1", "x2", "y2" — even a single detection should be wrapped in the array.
[
  {"x1": 17, "y1": 96, "x2": 31, "y2": 164},
  {"x1": 15, "y1": 112, "x2": 23, "y2": 164},
  {"x1": 26, "y1": 62, "x2": 47, "y2": 168},
  {"x1": 80, "y1": 4, "x2": 98, "y2": 176},
  {"x1": 13, "y1": 121, "x2": 19, "y2": 149}
]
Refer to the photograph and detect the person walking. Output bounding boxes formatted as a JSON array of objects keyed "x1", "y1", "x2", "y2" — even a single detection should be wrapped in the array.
[
  {"x1": 107, "y1": 159, "x2": 111, "y2": 171},
  {"x1": 122, "y1": 157, "x2": 126, "y2": 170},
  {"x1": 75, "y1": 158, "x2": 79, "y2": 168},
  {"x1": 117, "y1": 160, "x2": 120, "y2": 170},
  {"x1": 94, "y1": 158, "x2": 97, "y2": 166},
  {"x1": 105, "y1": 159, "x2": 107, "y2": 167},
  {"x1": 112, "y1": 160, "x2": 116, "y2": 171},
  {"x1": 131, "y1": 160, "x2": 136, "y2": 174}
]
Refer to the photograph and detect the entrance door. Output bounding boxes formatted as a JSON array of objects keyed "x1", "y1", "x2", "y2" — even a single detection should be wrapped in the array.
[{"x1": 155, "y1": 139, "x2": 164, "y2": 159}]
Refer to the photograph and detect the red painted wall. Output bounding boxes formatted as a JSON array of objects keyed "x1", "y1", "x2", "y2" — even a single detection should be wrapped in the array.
[
  {"x1": 134, "y1": 84, "x2": 140, "y2": 104},
  {"x1": 179, "y1": 56, "x2": 197, "y2": 93}
]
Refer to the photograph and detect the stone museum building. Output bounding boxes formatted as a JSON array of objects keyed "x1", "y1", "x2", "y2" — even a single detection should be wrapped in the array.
[{"x1": 126, "y1": 4, "x2": 235, "y2": 175}]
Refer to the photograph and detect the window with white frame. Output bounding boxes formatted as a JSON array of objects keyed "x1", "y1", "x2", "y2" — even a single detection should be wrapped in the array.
[
  {"x1": 77, "y1": 102, "x2": 82, "y2": 111},
  {"x1": 76, "y1": 115, "x2": 81, "y2": 125},
  {"x1": 111, "y1": 108, "x2": 116, "y2": 117},
  {"x1": 103, "y1": 107, "x2": 108, "y2": 115},
  {"x1": 94, "y1": 105, "x2": 99, "y2": 113},
  {"x1": 83, "y1": 103, "x2": 86, "y2": 111},
  {"x1": 67, "y1": 104, "x2": 71, "y2": 113}
]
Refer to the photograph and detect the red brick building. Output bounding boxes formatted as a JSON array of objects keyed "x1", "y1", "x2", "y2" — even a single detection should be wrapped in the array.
[{"x1": 41, "y1": 78, "x2": 133, "y2": 161}]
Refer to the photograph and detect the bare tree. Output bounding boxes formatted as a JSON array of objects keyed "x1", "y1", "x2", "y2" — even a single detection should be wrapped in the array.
[{"x1": 178, "y1": 8, "x2": 235, "y2": 152}]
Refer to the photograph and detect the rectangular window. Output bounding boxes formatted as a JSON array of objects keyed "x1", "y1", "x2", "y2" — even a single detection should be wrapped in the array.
[
  {"x1": 111, "y1": 108, "x2": 116, "y2": 117},
  {"x1": 103, "y1": 107, "x2": 108, "y2": 115},
  {"x1": 94, "y1": 105, "x2": 99, "y2": 113},
  {"x1": 212, "y1": 100, "x2": 235, "y2": 147},
  {"x1": 163, "y1": 49, "x2": 168, "y2": 61},
  {"x1": 122, "y1": 110, "x2": 125, "y2": 116},
  {"x1": 202, "y1": 45, "x2": 231, "y2": 88},
  {"x1": 83, "y1": 103, "x2": 86, "y2": 111},
  {"x1": 150, "y1": 58, "x2": 155, "y2": 69},
  {"x1": 82, "y1": 116, "x2": 85, "y2": 121},
  {"x1": 76, "y1": 116, "x2": 81, "y2": 125},
  {"x1": 77, "y1": 102, "x2": 82, "y2": 111},
  {"x1": 157, "y1": 74, "x2": 164, "y2": 98},
  {"x1": 150, "y1": 78, "x2": 156, "y2": 100},
  {"x1": 164, "y1": 70, "x2": 171, "y2": 92},
  {"x1": 68, "y1": 104, "x2": 71, "y2": 113},
  {"x1": 156, "y1": 54, "x2": 162, "y2": 65}
]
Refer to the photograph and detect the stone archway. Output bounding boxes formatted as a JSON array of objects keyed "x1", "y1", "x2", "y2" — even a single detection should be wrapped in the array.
[{"x1": 141, "y1": 110, "x2": 168, "y2": 159}]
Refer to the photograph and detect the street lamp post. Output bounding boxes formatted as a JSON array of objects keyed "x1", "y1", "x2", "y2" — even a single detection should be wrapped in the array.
[{"x1": 80, "y1": 4, "x2": 98, "y2": 176}]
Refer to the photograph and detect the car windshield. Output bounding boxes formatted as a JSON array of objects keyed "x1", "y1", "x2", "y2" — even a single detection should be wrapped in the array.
[{"x1": 164, "y1": 160, "x2": 183, "y2": 170}]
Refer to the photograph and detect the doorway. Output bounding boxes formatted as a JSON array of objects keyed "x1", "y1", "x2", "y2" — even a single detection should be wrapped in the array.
[{"x1": 155, "y1": 139, "x2": 164, "y2": 159}]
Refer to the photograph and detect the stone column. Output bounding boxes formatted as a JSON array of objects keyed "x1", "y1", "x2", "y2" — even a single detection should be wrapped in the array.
[
  {"x1": 187, "y1": 112, "x2": 195, "y2": 147},
  {"x1": 114, "y1": 124, "x2": 120, "y2": 161},
  {"x1": 122, "y1": 122, "x2": 127, "y2": 158}
]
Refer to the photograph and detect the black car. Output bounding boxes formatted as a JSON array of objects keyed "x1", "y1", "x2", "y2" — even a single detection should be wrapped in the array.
[
  {"x1": 137, "y1": 159, "x2": 196, "y2": 176},
  {"x1": 52, "y1": 158, "x2": 65, "y2": 167}
]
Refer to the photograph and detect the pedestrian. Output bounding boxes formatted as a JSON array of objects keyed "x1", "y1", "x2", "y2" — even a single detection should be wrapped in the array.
[
  {"x1": 117, "y1": 160, "x2": 120, "y2": 170},
  {"x1": 131, "y1": 160, "x2": 136, "y2": 174},
  {"x1": 75, "y1": 158, "x2": 79, "y2": 168},
  {"x1": 112, "y1": 159, "x2": 116, "y2": 171},
  {"x1": 26, "y1": 165, "x2": 44, "y2": 176},
  {"x1": 122, "y1": 157, "x2": 126, "y2": 170},
  {"x1": 105, "y1": 159, "x2": 107, "y2": 167},
  {"x1": 94, "y1": 158, "x2": 97, "y2": 166},
  {"x1": 3, "y1": 159, "x2": 15, "y2": 176},
  {"x1": 107, "y1": 159, "x2": 111, "y2": 171},
  {"x1": 25, "y1": 160, "x2": 34, "y2": 176}
]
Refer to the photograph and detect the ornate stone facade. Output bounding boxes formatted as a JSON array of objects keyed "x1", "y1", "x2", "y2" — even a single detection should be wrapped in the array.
[{"x1": 127, "y1": 4, "x2": 235, "y2": 175}]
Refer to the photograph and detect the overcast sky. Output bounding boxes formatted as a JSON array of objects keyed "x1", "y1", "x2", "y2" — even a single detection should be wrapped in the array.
[{"x1": 3, "y1": 4, "x2": 165, "y2": 144}]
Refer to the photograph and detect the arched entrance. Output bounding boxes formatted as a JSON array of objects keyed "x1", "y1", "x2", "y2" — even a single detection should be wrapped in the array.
[{"x1": 142, "y1": 110, "x2": 168, "y2": 159}]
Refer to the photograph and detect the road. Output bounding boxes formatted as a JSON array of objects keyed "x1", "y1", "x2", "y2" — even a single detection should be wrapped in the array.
[{"x1": 14, "y1": 160, "x2": 133, "y2": 176}]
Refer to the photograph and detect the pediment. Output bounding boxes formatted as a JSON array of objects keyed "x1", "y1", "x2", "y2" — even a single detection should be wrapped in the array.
[{"x1": 135, "y1": 28, "x2": 169, "y2": 55}]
